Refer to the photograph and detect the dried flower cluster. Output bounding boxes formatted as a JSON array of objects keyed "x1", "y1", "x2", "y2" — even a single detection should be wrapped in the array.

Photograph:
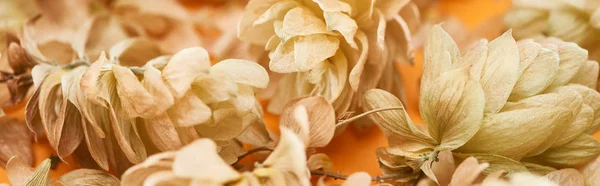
[
  {"x1": 2, "y1": 0, "x2": 600, "y2": 186},
  {"x1": 238, "y1": 0, "x2": 419, "y2": 119},
  {"x1": 364, "y1": 25, "x2": 600, "y2": 185},
  {"x1": 505, "y1": 0, "x2": 600, "y2": 63}
]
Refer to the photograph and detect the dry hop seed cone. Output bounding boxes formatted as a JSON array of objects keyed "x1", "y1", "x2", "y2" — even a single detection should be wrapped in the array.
[
  {"x1": 26, "y1": 44, "x2": 272, "y2": 175},
  {"x1": 363, "y1": 25, "x2": 600, "y2": 184},
  {"x1": 505, "y1": 0, "x2": 600, "y2": 65},
  {"x1": 121, "y1": 128, "x2": 309, "y2": 186},
  {"x1": 238, "y1": 0, "x2": 419, "y2": 120}
]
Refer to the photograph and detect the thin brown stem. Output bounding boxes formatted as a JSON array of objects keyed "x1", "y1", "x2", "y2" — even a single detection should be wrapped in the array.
[
  {"x1": 335, "y1": 107, "x2": 405, "y2": 127},
  {"x1": 310, "y1": 170, "x2": 405, "y2": 182},
  {"x1": 232, "y1": 146, "x2": 274, "y2": 165}
]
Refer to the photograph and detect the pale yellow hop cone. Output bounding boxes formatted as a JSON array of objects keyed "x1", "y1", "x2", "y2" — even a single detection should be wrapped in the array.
[
  {"x1": 363, "y1": 25, "x2": 600, "y2": 184},
  {"x1": 238, "y1": 0, "x2": 418, "y2": 121},
  {"x1": 27, "y1": 45, "x2": 271, "y2": 175}
]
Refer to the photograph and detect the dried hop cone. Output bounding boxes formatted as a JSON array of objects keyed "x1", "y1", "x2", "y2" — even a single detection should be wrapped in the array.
[
  {"x1": 505, "y1": 0, "x2": 600, "y2": 62},
  {"x1": 122, "y1": 128, "x2": 310, "y2": 186},
  {"x1": 238, "y1": 0, "x2": 419, "y2": 116},
  {"x1": 363, "y1": 25, "x2": 600, "y2": 184},
  {"x1": 26, "y1": 45, "x2": 271, "y2": 175}
]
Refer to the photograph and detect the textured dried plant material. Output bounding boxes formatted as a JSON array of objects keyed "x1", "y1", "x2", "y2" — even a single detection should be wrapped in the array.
[
  {"x1": 27, "y1": 45, "x2": 271, "y2": 174},
  {"x1": 0, "y1": 118, "x2": 33, "y2": 169},
  {"x1": 448, "y1": 157, "x2": 488, "y2": 186},
  {"x1": 56, "y1": 169, "x2": 120, "y2": 186},
  {"x1": 279, "y1": 96, "x2": 335, "y2": 147},
  {"x1": 113, "y1": 0, "x2": 202, "y2": 54},
  {"x1": 364, "y1": 25, "x2": 600, "y2": 183},
  {"x1": 0, "y1": 42, "x2": 37, "y2": 106},
  {"x1": 7, "y1": 156, "x2": 51, "y2": 186},
  {"x1": 544, "y1": 168, "x2": 585, "y2": 186},
  {"x1": 239, "y1": 0, "x2": 416, "y2": 118},
  {"x1": 505, "y1": 0, "x2": 600, "y2": 84},
  {"x1": 582, "y1": 155, "x2": 600, "y2": 185},
  {"x1": 121, "y1": 127, "x2": 309, "y2": 186},
  {"x1": 307, "y1": 153, "x2": 334, "y2": 172}
]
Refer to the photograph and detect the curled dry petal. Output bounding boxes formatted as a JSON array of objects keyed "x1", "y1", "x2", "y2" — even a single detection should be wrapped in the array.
[
  {"x1": 0, "y1": 118, "x2": 33, "y2": 168},
  {"x1": 261, "y1": 128, "x2": 310, "y2": 186},
  {"x1": 172, "y1": 139, "x2": 240, "y2": 183},
  {"x1": 57, "y1": 169, "x2": 120, "y2": 186},
  {"x1": 453, "y1": 153, "x2": 528, "y2": 175},
  {"x1": 211, "y1": 59, "x2": 270, "y2": 88},
  {"x1": 448, "y1": 157, "x2": 488, "y2": 186},
  {"x1": 582, "y1": 154, "x2": 600, "y2": 186},
  {"x1": 307, "y1": 153, "x2": 333, "y2": 172},
  {"x1": 279, "y1": 96, "x2": 336, "y2": 147},
  {"x1": 161, "y1": 47, "x2": 211, "y2": 98},
  {"x1": 7, "y1": 157, "x2": 52, "y2": 186},
  {"x1": 363, "y1": 89, "x2": 435, "y2": 146}
]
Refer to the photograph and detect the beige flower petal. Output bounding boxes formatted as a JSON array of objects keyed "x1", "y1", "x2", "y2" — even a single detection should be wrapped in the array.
[
  {"x1": 279, "y1": 7, "x2": 332, "y2": 41},
  {"x1": 478, "y1": 30, "x2": 520, "y2": 114},
  {"x1": 80, "y1": 53, "x2": 111, "y2": 107},
  {"x1": 252, "y1": 0, "x2": 300, "y2": 27},
  {"x1": 448, "y1": 157, "x2": 489, "y2": 186},
  {"x1": 421, "y1": 25, "x2": 459, "y2": 95},
  {"x1": 262, "y1": 128, "x2": 309, "y2": 186},
  {"x1": 162, "y1": 47, "x2": 211, "y2": 98},
  {"x1": 457, "y1": 106, "x2": 571, "y2": 160},
  {"x1": 324, "y1": 11, "x2": 358, "y2": 48},
  {"x1": 121, "y1": 152, "x2": 175, "y2": 186},
  {"x1": 6, "y1": 156, "x2": 35, "y2": 186},
  {"x1": 195, "y1": 108, "x2": 244, "y2": 140},
  {"x1": 509, "y1": 47, "x2": 560, "y2": 101},
  {"x1": 307, "y1": 153, "x2": 333, "y2": 172},
  {"x1": 57, "y1": 169, "x2": 120, "y2": 186},
  {"x1": 141, "y1": 65, "x2": 175, "y2": 117},
  {"x1": 112, "y1": 65, "x2": 155, "y2": 118},
  {"x1": 191, "y1": 72, "x2": 238, "y2": 104},
  {"x1": 9, "y1": 157, "x2": 52, "y2": 186},
  {"x1": 293, "y1": 35, "x2": 340, "y2": 72},
  {"x1": 342, "y1": 172, "x2": 372, "y2": 186},
  {"x1": 363, "y1": 89, "x2": 436, "y2": 146},
  {"x1": 544, "y1": 41, "x2": 587, "y2": 89},
  {"x1": 279, "y1": 96, "x2": 335, "y2": 147},
  {"x1": 72, "y1": 14, "x2": 128, "y2": 60},
  {"x1": 581, "y1": 154, "x2": 600, "y2": 186},
  {"x1": 420, "y1": 68, "x2": 485, "y2": 151},
  {"x1": 453, "y1": 153, "x2": 528, "y2": 175},
  {"x1": 211, "y1": 59, "x2": 270, "y2": 88},
  {"x1": 569, "y1": 60, "x2": 599, "y2": 89},
  {"x1": 0, "y1": 118, "x2": 33, "y2": 169},
  {"x1": 144, "y1": 171, "x2": 190, "y2": 186},
  {"x1": 167, "y1": 91, "x2": 211, "y2": 127},
  {"x1": 172, "y1": 139, "x2": 240, "y2": 182},
  {"x1": 144, "y1": 114, "x2": 182, "y2": 152},
  {"x1": 553, "y1": 85, "x2": 600, "y2": 133},
  {"x1": 313, "y1": 0, "x2": 352, "y2": 14},
  {"x1": 545, "y1": 168, "x2": 585, "y2": 186},
  {"x1": 529, "y1": 134, "x2": 600, "y2": 167},
  {"x1": 238, "y1": 0, "x2": 279, "y2": 45},
  {"x1": 109, "y1": 38, "x2": 162, "y2": 67},
  {"x1": 348, "y1": 31, "x2": 369, "y2": 91},
  {"x1": 375, "y1": 0, "x2": 410, "y2": 20}
]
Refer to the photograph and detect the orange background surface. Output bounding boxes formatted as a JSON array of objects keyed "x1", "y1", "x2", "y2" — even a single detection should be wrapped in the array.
[{"x1": 2, "y1": 0, "x2": 599, "y2": 184}]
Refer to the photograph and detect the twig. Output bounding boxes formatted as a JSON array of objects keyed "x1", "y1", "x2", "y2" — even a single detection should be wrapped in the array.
[
  {"x1": 335, "y1": 107, "x2": 405, "y2": 127},
  {"x1": 232, "y1": 146, "x2": 274, "y2": 165},
  {"x1": 310, "y1": 170, "x2": 405, "y2": 182}
]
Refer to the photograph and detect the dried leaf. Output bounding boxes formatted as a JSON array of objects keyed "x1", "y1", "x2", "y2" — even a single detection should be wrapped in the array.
[
  {"x1": 0, "y1": 118, "x2": 33, "y2": 168},
  {"x1": 161, "y1": 47, "x2": 211, "y2": 98},
  {"x1": 279, "y1": 96, "x2": 336, "y2": 147},
  {"x1": 453, "y1": 153, "x2": 528, "y2": 175},
  {"x1": 57, "y1": 169, "x2": 120, "y2": 186},
  {"x1": 211, "y1": 59, "x2": 270, "y2": 88},
  {"x1": 307, "y1": 153, "x2": 333, "y2": 172},
  {"x1": 7, "y1": 157, "x2": 52, "y2": 186},
  {"x1": 448, "y1": 157, "x2": 488, "y2": 186}
]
